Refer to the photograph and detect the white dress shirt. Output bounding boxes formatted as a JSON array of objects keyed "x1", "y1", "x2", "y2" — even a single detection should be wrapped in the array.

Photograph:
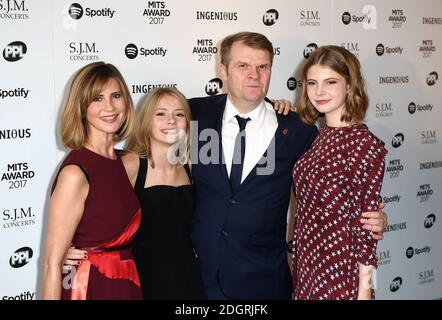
[{"x1": 222, "y1": 97, "x2": 278, "y2": 183}]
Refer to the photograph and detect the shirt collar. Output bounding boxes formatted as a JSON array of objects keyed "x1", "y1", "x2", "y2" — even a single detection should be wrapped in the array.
[{"x1": 223, "y1": 97, "x2": 267, "y2": 128}]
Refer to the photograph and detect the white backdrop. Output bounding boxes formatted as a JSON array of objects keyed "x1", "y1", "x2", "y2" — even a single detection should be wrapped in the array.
[{"x1": 0, "y1": 0, "x2": 441, "y2": 300}]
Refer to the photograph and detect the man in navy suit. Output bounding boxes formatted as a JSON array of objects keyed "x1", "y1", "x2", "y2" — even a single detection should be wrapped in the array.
[{"x1": 189, "y1": 32, "x2": 387, "y2": 300}]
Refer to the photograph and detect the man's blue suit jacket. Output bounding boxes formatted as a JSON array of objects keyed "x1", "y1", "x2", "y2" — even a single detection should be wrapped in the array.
[{"x1": 189, "y1": 94, "x2": 317, "y2": 299}]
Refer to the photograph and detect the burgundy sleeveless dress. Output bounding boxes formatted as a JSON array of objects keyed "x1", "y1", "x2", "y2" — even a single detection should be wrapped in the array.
[{"x1": 52, "y1": 148, "x2": 142, "y2": 300}]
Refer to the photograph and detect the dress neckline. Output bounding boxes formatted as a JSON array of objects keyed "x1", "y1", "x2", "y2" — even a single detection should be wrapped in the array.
[
  {"x1": 322, "y1": 123, "x2": 367, "y2": 133},
  {"x1": 143, "y1": 184, "x2": 193, "y2": 191},
  {"x1": 82, "y1": 147, "x2": 120, "y2": 161}
]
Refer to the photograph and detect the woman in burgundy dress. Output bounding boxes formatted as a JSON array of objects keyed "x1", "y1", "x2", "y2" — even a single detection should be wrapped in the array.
[
  {"x1": 292, "y1": 46, "x2": 387, "y2": 300},
  {"x1": 42, "y1": 62, "x2": 142, "y2": 300}
]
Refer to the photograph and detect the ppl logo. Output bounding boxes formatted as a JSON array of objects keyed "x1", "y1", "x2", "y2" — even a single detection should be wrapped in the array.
[
  {"x1": 68, "y1": 3, "x2": 83, "y2": 19},
  {"x1": 303, "y1": 43, "x2": 318, "y2": 59},
  {"x1": 263, "y1": 9, "x2": 278, "y2": 26},
  {"x1": 427, "y1": 71, "x2": 438, "y2": 86},
  {"x1": 3, "y1": 41, "x2": 27, "y2": 62},
  {"x1": 390, "y1": 277, "x2": 402, "y2": 292},
  {"x1": 9, "y1": 247, "x2": 33, "y2": 268},
  {"x1": 424, "y1": 214, "x2": 436, "y2": 229},
  {"x1": 392, "y1": 133, "x2": 404, "y2": 148},
  {"x1": 205, "y1": 78, "x2": 223, "y2": 95},
  {"x1": 125, "y1": 43, "x2": 138, "y2": 59}
]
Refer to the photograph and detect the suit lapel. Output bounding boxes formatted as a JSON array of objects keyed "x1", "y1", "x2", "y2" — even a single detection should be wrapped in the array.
[
  {"x1": 210, "y1": 95, "x2": 231, "y2": 192},
  {"x1": 239, "y1": 113, "x2": 292, "y2": 190}
]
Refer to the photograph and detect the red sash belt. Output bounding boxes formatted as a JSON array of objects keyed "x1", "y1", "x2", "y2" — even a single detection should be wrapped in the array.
[{"x1": 69, "y1": 209, "x2": 141, "y2": 300}]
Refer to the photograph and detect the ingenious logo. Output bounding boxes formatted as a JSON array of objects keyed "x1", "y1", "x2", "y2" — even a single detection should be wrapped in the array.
[
  {"x1": 196, "y1": 10, "x2": 237, "y2": 21},
  {"x1": 0, "y1": 128, "x2": 31, "y2": 140},
  {"x1": 131, "y1": 83, "x2": 178, "y2": 95},
  {"x1": 384, "y1": 222, "x2": 407, "y2": 233}
]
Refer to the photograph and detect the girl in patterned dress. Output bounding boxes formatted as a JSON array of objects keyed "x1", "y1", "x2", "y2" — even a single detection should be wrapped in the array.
[{"x1": 292, "y1": 45, "x2": 387, "y2": 300}]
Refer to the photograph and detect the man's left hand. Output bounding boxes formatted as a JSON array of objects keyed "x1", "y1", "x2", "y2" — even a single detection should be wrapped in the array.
[{"x1": 361, "y1": 202, "x2": 388, "y2": 240}]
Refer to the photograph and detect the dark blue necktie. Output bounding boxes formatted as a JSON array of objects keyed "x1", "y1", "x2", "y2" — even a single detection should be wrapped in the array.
[{"x1": 230, "y1": 115, "x2": 250, "y2": 192}]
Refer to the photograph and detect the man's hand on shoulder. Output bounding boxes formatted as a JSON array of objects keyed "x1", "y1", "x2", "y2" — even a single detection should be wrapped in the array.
[{"x1": 272, "y1": 99, "x2": 297, "y2": 115}]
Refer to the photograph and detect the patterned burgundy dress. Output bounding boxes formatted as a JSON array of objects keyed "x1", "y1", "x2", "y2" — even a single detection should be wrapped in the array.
[
  {"x1": 291, "y1": 124, "x2": 387, "y2": 300},
  {"x1": 52, "y1": 148, "x2": 142, "y2": 300}
]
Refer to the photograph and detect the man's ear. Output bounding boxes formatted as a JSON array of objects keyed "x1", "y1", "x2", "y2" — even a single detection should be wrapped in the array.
[{"x1": 219, "y1": 63, "x2": 228, "y2": 81}]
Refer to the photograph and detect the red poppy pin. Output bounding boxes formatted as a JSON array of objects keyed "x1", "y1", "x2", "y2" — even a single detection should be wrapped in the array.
[{"x1": 282, "y1": 129, "x2": 288, "y2": 135}]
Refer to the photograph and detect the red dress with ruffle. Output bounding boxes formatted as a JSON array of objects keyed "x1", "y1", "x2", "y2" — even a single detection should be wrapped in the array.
[{"x1": 52, "y1": 148, "x2": 142, "y2": 300}]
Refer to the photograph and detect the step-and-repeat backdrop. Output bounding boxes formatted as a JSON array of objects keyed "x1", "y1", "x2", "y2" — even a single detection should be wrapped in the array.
[{"x1": 0, "y1": 0, "x2": 441, "y2": 300}]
